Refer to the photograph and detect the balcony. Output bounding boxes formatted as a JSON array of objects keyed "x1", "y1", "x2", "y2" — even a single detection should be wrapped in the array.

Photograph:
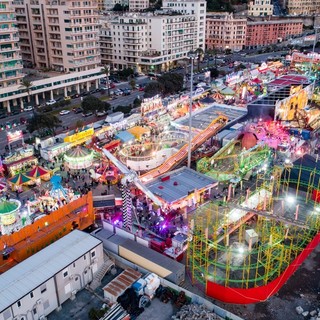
[
  {"x1": 140, "y1": 50, "x2": 162, "y2": 58},
  {"x1": 0, "y1": 63, "x2": 23, "y2": 72}
]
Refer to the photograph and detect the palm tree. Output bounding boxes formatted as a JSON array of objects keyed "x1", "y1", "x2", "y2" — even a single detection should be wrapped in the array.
[
  {"x1": 195, "y1": 47, "x2": 204, "y2": 72},
  {"x1": 101, "y1": 65, "x2": 110, "y2": 96},
  {"x1": 19, "y1": 79, "x2": 33, "y2": 107}
]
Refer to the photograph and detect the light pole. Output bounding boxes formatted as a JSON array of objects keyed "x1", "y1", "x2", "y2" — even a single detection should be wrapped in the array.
[
  {"x1": 187, "y1": 51, "x2": 197, "y2": 168},
  {"x1": 309, "y1": 26, "x2": 319, "y2": 78}
]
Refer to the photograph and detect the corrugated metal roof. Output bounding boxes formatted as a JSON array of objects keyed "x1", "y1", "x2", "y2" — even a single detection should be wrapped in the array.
[
  {"x1": 0, "y1": 230, "x2": 102, "y2": 312},
  {"x1": 144, "y1": 167, "x2": 217, "y2": 204}
]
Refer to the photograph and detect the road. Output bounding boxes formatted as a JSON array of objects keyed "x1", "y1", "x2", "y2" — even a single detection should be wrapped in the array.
[
  {"x1": 0, "y1": 51, "x2": 286, "y2": 150},
  {"x1": 0, "y1": 78, "x2": 149, "y2": 150}
]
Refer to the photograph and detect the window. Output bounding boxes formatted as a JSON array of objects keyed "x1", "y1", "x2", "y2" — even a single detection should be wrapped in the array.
[
  {"x1": 40, "y1": 284, "x2": 47, "y2": 294},
  {"x1": 73, "y1": 262, "x2": 76, "y2": 268},
  {"x1": 30, "y1": 292, "x2": 34, "y2": 298},
  {"x1": 33, "y1": 308, "x2": 37, "y2": 315},
  {"x1": 17, "y1": 301, "x2": 21, "y2": 307},
  {"x1": 91, "y1": 250, "x2": 96, "y2": 258},
  {"x1": 63, "y1": 268, "x2": 69, "y2": 278},
  {"x1": 83, "y1": 254, "x2": 86, "y2": 260}
]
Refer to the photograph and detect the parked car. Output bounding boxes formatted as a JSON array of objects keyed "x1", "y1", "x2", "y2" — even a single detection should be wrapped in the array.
[
  {"x1": 96, "y1": 110, "x2": 107, "y2": 117},
  {"x1": 73, "y1": 107, "x2": 83, "y2": 114},
  {"x1": 59, "y1": 110, "x2": 70, "y2": 115},
  {"x1": 64, "y1": 96, "x2": 71, "y2": 101},
  {"x1": 46, "y1": 99, "x2": 56, "y2": 106},
  {"x1": 114, "y1": 89, "x2": 122, "y2": 96},
  {"x1": 23, "y1": 106, "x2": 33, "y2": 112},
  {"x1": 82, "y1": 111, "x2": 93, "y2": 117}
]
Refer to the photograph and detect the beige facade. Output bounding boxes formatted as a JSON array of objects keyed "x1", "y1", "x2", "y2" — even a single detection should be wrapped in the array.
[
  {"x1": 13, "y1": 0, "x2": 100, "y2": 72},
  {"x1": 129, "y1": 0, "x2": 149, "y2": 11},
  {"x1": 0, "y1": 231, "x2": 104, "y2": 320},
  {"x1": 206, "y1": 13, "x2": 247, "y2": 52},
  {"x1": 286, "y1": 0, "x2": 320, "y2": 15},
  {"x1": 0, "y1": 0, "x2": 23, "y2": 90},
  {"x1": 248, "y1": 0, "x2": 273, "y2": 16},
  {"x1": 101, "y1": 0, "x2": 206, "y2": 73}
]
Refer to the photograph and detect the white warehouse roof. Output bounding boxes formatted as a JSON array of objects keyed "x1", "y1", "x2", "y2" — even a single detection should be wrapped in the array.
[{"x1": 0, "y1": 230, "x2": 102, "y2": 312}]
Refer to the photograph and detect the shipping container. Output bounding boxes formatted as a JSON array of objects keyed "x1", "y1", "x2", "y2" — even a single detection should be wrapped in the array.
[{"x1": 119, "y1": 239, "x2": 185, "y2": 285}]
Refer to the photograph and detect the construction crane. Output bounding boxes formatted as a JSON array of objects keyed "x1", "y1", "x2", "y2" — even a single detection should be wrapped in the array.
[{"x1": 102, "y1": 149, "x2": 163, "y2": 230}]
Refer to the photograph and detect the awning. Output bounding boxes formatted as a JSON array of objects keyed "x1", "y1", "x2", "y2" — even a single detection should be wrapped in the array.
[{"x1": 104, "y1": 140, "x2": 121, "y2": 151}]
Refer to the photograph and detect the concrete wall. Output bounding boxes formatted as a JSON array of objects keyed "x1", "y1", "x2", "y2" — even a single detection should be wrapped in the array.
[{"x1": 55, "y1": 243, "x2": 104, "y2": 305}]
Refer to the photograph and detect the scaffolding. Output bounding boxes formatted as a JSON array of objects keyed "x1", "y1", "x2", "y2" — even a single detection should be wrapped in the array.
[{"x1": 187, "y1": 162, "x2": 320, "y2": 291}]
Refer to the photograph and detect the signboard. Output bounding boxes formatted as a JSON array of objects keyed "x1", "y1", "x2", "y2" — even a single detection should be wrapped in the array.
[
  {"x1": 274, "y1": 88, "x2": 308, "y2": 121},
  {"x1": 64, "y1": 127, "x2": 94, "y2": 143},
  {"x1": 7, "y1": 130, "x2": 23, "y2": 144},
  {"x1": 141, "y1": 95, "x2": 163, "y2": 117}
]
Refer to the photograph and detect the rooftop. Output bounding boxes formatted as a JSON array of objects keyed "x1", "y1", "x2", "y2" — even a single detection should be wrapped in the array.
[
  {"x1": 0, "y1": 230, "x2": 102, "y2": 313},
  {"x1": 144, "y1": 167, "x2": 218, "y2": 204},
  {"x1": 172, "y1": 104, "x2": 247, "y2": 131}
]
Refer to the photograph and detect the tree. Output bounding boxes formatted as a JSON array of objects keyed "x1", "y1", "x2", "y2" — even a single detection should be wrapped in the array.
[
  {"x1": 101, "y1": 65, "x2": 110, "y2": 96},
  {"x1": 117, "y1": 68, "x2": 134, "y2": 80},
  {"x1": 195, "y1": 48, "x2": 204, "y2": 71},
  {"x1": 75, "y1": 119, "x2": 84, "y2": 130},
  {"x1": 158, "y1": 73, "x2": 184, "y2": 95},
  {"x1": 133, "y1": 97, "x2": 142, "y2": 108},
  {"x1": 81, "y1": 95, "x2": 105, "y2": 113},
  {"x1": 129, "y1": 78, "x2": 136, "y2": 91},
  {"x1": 144, "y1": 81, "x2": 165, "y2": 98},
  {"x1": 210, "y1": 68, "x2": 219, "y2": 79},
  {"x1": 26, "y1": 113, "x2": 61, "y2": 136},
  {"x1": 113, "y1": 3, "x2": 124, "y2": 11},
  {"x1": 19, "y1": 79, "x2": 33, "y2": 105}
]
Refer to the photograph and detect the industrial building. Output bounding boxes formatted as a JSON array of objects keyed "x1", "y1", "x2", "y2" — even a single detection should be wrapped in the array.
[{"x1": 0, "y1": 230, "x2": 104, "y2": 320}]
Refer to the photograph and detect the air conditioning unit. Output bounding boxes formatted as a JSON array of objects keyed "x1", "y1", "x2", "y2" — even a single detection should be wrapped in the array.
[
  {"x1": 36, "y1": 299, "x2": 42, "y2": 305},
  {"x1": 71, "y1": 289, "x2": 77, "y2": 296},
  {"x1": 69, "y1": 275, "x2": 74, "y2": 280},
  {"x1": 92, "y1": 258, "x2": 97, "y2": 264},
  {"x1": 39, "y1": 315, "x2": 46, "y2": 320}
]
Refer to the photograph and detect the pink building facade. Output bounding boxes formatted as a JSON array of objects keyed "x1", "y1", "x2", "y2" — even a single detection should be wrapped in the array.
[{"x1": 246, "y1": 19, "x2": 303, "y2": 48}]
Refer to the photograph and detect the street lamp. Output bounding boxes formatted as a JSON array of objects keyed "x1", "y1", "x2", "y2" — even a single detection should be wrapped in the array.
[
  {"x1": 187, "y1": 51, "x2": 197, "y2": 168},
  {"x1": 309, "y1": 26, "x2": 319, "y2": 78}
]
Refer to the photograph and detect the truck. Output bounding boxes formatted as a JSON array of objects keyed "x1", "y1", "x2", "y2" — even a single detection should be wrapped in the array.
[{"x1": 104, "y1": 111, "x2": 124, "y2": 125}]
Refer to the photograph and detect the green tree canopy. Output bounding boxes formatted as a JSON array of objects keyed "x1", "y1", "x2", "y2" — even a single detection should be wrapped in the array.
[
  {"x1": 144, "y1": 81, "x2": 165, "y2": 98},
  {"x1": 210, "y1": 67, "x2": 219, "y2": 79},
  {"x1": 81, "y1": 95, "x2": 107, "y2": 113},
  {"x1": 158, "y1": 73, "x2": 184, "y2": 95},
  {"x1": 117, "y1": 68, "x2": 134, "y2": 80},
  {"x1": 26, "y1": 113, "x2": 61, "y2": 136}
]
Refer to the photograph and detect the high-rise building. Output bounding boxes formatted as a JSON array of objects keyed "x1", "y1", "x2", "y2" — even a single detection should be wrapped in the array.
[
  {"x1": 206, "y1": 13, "x2": 247, "y2": 52},
  {"x1": 0, "y1": 0, "x2": 23, "y2": 90},
  {"x1": 13, "y1": 0, "x2": 100, "y2": 72},
  {"x1": 162, "y1": 0, "x2": 206, "y2": 50},
  {"x1": 248, "y1": 0, "x2": 273, "y2": 16},
  {"x1": 101, "y1": 0, "x2": 206, "y2": 73}
]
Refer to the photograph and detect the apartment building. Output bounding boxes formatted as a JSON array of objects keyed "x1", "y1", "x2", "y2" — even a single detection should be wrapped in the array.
[
  {"x1": 102, "y1": 0, "x2": 206, "y2": 72},
  {"x1": 286, "y1": 0, "x2": 320, "y2": 15},
  {"x1": 0, "y1": 230, "x2": 104, "y2": 320},
  {"x1": 248, "y1": 0, "x2": 273, "y2": 16},
  {"x1": 0, "y1": 0, "x2": 23, "y2": 90},
  {"x1": 206, "y1": 13, "x2": 247, "y2": 52},
  {"x1": 104, "y1": 0, "x2": 128, "y2": 11},
  {"x1": 129, "y1": 0, "x2": 149, "y2": 11},
  {"x1": 100, "y1": 17, "x2": 113, "y2": 66},
  {"x1": 13, "y1": 0, "x2": 100, "y2": 72},
  {"x1": 162, "y1": 0, "x2": 206, "y2": 50},
  {"x1": 246, "y1": 19, "x2": 303, "y2": 48}
]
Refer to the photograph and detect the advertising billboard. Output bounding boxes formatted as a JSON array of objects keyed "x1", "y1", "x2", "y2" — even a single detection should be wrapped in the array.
[
  {"x1": 274, "y1": 88, "x2": 308, "y2": 121},
  {"x1": 7, "y1": 130, "x2": 23, "y2": 144}
]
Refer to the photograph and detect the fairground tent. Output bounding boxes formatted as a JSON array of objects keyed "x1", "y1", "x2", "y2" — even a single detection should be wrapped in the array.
[{"x1": 115, "y1": 130, "x2": 135, "y2": 143}]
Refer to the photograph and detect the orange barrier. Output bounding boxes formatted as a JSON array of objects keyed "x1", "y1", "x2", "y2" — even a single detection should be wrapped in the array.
[{"x1": 0, "y1": 192, "x2": 94, "y2": 273}]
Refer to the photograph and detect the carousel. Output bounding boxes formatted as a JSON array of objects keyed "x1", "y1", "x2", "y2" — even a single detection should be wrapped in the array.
[
  {"x1": 64, "y1": 146, "x2": 94, "y2": 170},
  {"x1": 0, "y1": 198, "x2": 22, "y2": 235}
]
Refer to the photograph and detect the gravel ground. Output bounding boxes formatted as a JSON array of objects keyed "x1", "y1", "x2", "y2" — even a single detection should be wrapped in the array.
[{"x1": 214, "y1": 244, "x2": 320, "y2": 320}]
